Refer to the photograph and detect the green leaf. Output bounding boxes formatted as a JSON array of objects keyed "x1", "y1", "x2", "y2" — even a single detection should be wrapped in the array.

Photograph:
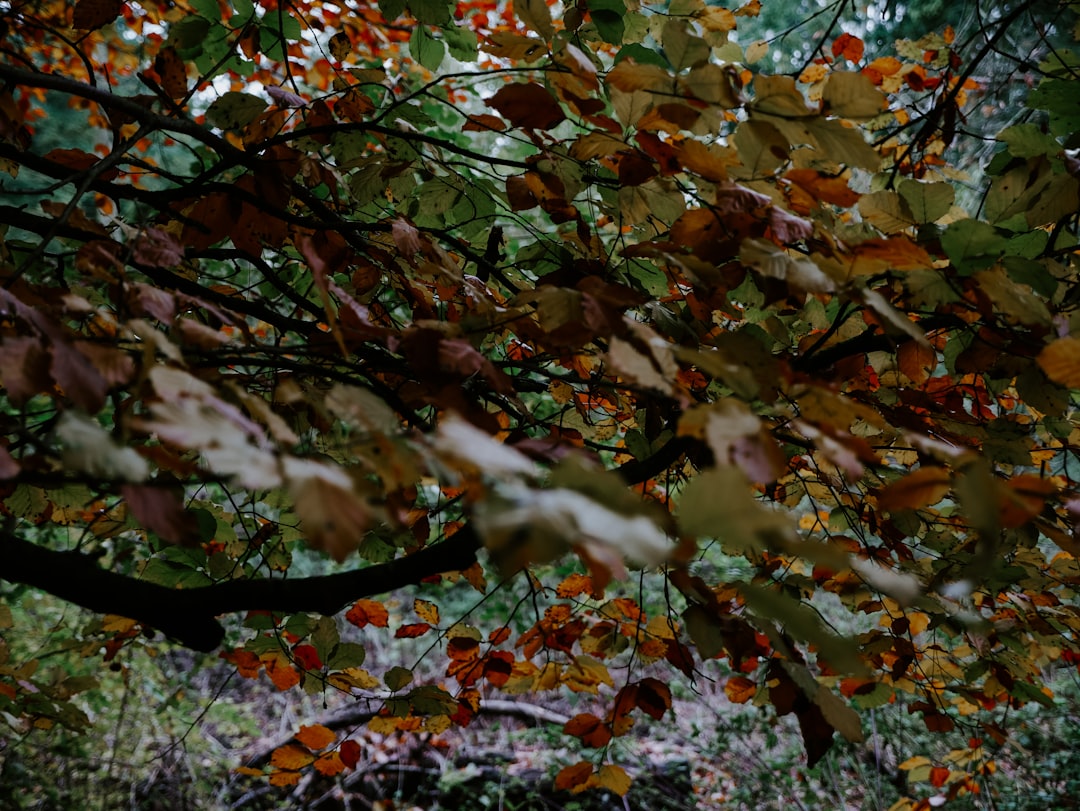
[
  {"x1": 940, "y1": 219, "x2": 1008, "y2": 274},
  {"x1": 409, "y1": 0, "x2": 451, "y2": 25},
  {"x1": 327, "y1": 642, "x2": 367, "y2": 669},
  {"x1": 589, "y1": 0, "x2": 626, "y2": 45},
  {"x1": 380, "y1": 0, "x2": 406, "y2": 19},
  {"x1": 443, "y1": 24, "x2": 478, "y2": 61},
  {"x1": 384, "y1": 666, "x2": 414, "y2": 691},
  {"x1": 311, "y1": 616, "x2": 340, "y2": 661},
  {"x1": 190, "y1": 0, "x2": 221, "y2": 19},
  {"x1": 203, "y1": 91, "x2": 268, "y2": 130},
  {"x1": 682, "y1": 604, "x2": 725, "y2": 659},
  {"x1": 410, "y1": 26, "x2": 445, "y2": 71},
  {"x1": 230, "y1": 0, "x2": 255, "y2": 18},
  {"x1": 998, "y1": 123, "x2": 1062, "y2": 158}
]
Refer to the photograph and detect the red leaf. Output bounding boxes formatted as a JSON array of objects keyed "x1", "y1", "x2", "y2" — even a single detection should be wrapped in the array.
[
  {"x1": 293, "y1": 644, "x2": 323, "y2": 671},
  {"x1": 395, "y1": 623, "x2": 432, "y2": 638},
  {"x1": 339, "y1": 739, "x2": 362, "y2": 770},
  {"x1": 930, "y1": 766, "x2": 950, "y2": 788},
  {"x1": 487, "y1": 83, "x2": 566, "y2": 130}
]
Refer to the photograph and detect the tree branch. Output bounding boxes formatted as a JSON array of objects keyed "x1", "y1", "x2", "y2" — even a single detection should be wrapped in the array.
[{"x1": 1, "y1": 526, "x2": 481, "y2": 653}]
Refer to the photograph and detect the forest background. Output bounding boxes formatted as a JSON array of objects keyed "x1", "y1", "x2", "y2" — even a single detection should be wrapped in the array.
[{"x1": 2, "y1": 0, "x2": 1080, "y2": 808}]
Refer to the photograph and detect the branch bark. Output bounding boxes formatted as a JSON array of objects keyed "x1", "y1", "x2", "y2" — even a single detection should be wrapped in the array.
[{"x1": 1, "y1": 526, "x2": 481, "y2": 652}]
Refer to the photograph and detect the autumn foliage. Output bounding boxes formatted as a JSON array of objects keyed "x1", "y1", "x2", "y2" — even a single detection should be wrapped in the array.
[{"x1": 2, "y1": 0, "x2": 1080, "y2": 803}]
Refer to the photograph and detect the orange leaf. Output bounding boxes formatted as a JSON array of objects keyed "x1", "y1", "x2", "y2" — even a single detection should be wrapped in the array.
[
  {"x1": 268, "y1": 770, "x2": 303, "y2": 787},
  {"x1": 556, "y1": 572, "x2": 593, "y2": 598},
  {"x1": 724, "y1": 676, "x2": 757, "y2": 704},
  {"x1": 295, "y1": 724, "x2": 336, "y2": 751},
  {"x1": 898, "y1": 340, "x2": 935, "y2": 385},
  {"x1": 346, "y1": 599, "x2": 390, "y2": 628},
  {"x1": 270, "y1": 744, "x2": 316, "y2": 770},
  {"x1": 878, "y1": 467, "x2": 951, "y2": 512},
  {"x1": 563, "y1": 713, "x2": 612, "y2": 748},
  {"x1": 832, "y1": 33, "x2": 864, "y2": 63},
  {"x1": 264, "y1": 656, "x2": 301, "y2": 691},
  {"x1": 866, "y1": 56, "x2": 903, "y2": 76},
  {"x1": 414, "y1": 598, "x2": 440, "y2": 625},
  {"x1": 554, "y1": 761, "x2": 594, "y2": 792},
  {"x1": 785, "y1": 169, "x2": 860, "y2": 207},
  {"x1": 930, "y1": 766, "x2": 950, "y2": 787},
  {"x1": 313, "y1": 752, "x2": 345, "y2": 777},
  {"x1": 1038, "y1": 336, "x2": 1080, "y2": 388}
]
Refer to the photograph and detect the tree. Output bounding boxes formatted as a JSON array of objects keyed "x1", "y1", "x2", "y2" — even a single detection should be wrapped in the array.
[{"x1": 1, "y1": 0, "x2": 1079, "y2": 800}]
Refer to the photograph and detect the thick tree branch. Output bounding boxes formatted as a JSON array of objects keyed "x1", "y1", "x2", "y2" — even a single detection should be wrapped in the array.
[{"x1": 1, "y1": 526, "x2": 481, "y2": 653}]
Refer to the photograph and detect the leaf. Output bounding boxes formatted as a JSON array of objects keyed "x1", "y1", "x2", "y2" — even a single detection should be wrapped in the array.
[
  {"x1": 1038, "y1": 336, "x2": 1080, "y2": 388},
  {"x1": 413, "y1": 599, "x2": 440, "y2": 625},
  {"x1": 56, "y1": 412, "x2": 149, "y2": 481},
  {"x1": 724, "y1": 676, "x2": 757, "y2": 703},
  {"x1": 513, "y1": 0, "x2": 554, "y2": 41},
  {"x1": 384, "y1": 666, "x2": 414, "y2": 691},
  {"x1": 563, "y1": 713, "x2": 612, "y2": 747},
  {"x1": 592, "y1": 764, "x2": 632, "y2": 796},
  {"x1": 831, "y1": 33, "x2": 864, "y2": 63},
  {"x1": 822, "y1": 71, "x2": 885, "y2": 119},
  {"x1": 295, "y1": 724, "x2": 336, "y2": 751},
  {"x1": 432, "y1": 414, "x2": 537, "y2": 477},
  {"x1": 487, "y1": 83, "x2": 566, "y2": 130},
  {"x1": 554, "y1": 761, "x2": 594, "y2": 792},
  {"x1": 636, "y1": 678, "x2": 672, "y2": 719},
  {"x1": 339, "y1": 739, "x2": 362, "y2": 769},
  {"x1": 346, "y1": 599, "x2": 390, "y2": 628},
  {"x1": 395, "y1": 623, "x2": 432, "y2": 638},
  {"x1": 284, "y1": 458, "x2": 371, "y2": 562},
  {"x1": 328, "y1": 32, "x2": 351, "y2": 60},
  {"x1": 941, "y1": 219, "x2": 1008, "y2": 274},
  {"x1": 877, "y1": 467, "x2": 952, "y2": 512},
  {"x1": 270, "y1": 744, "x2": 315, "y2": 770},
  {"x1": 897, "y1": 179, "x2": 954, "y2": 223},
  {"x1": 410, "y1": 26, "x2": 445, "y2": 72},
  {"x1": 73, "y1": 0, "x2": 123, "y2": 30}
]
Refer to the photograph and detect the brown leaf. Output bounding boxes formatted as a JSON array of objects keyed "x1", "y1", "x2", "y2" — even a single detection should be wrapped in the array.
[
  {"x1": 130, "y1": 226, "x2": 184, "y2": 269},
  {"x1": 554, "y1": 761, "x2": 593, "y2": 792},
  {"x1": 391, "y1": 218, "x2": 423, "y2": 256},
  {"x1": 0, "y1": 337, "x2": 52, "y2": 404},
  {"x1": 563, "y1": 713, "x2": 612, "y2": 747},
  {"x1": 154, "y1": 46, "x2": 189, "y2": 99},
  {"x1": 0, "y1": 445, "x2": 20, "y2": 479},
  {"x1": 72, "y1": 0, "x2": 122, "y2": 30},
  {"x1": 487, "y1": 83, "x2": 566, "y2": 130},
  {"x1": 50, "y1": 341, "x2": 108, "y2": 412},
  {"x1": 285, "y1": 459, "x2": 371, "y2": 562},
  {"x1": 636, "y1": 678, "x2": 672, "y2": 720},
  {"x1": 121, "y1": 484, "x2": 200, "y2": 545},
  {"x1": 462, "y1": 114, "x2": 506, "y2": 132}
]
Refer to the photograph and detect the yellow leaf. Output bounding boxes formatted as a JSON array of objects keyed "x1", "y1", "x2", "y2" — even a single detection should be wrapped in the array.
[
  {"x1": 414, "y1": 598, "x2": 441, "y2": 625},
  {"x1": 295, "y1": 724, "x2": 335, "y2": 751},
  {"x1": 592, "y1": 764, "x2": 632, "y2": 796}
]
